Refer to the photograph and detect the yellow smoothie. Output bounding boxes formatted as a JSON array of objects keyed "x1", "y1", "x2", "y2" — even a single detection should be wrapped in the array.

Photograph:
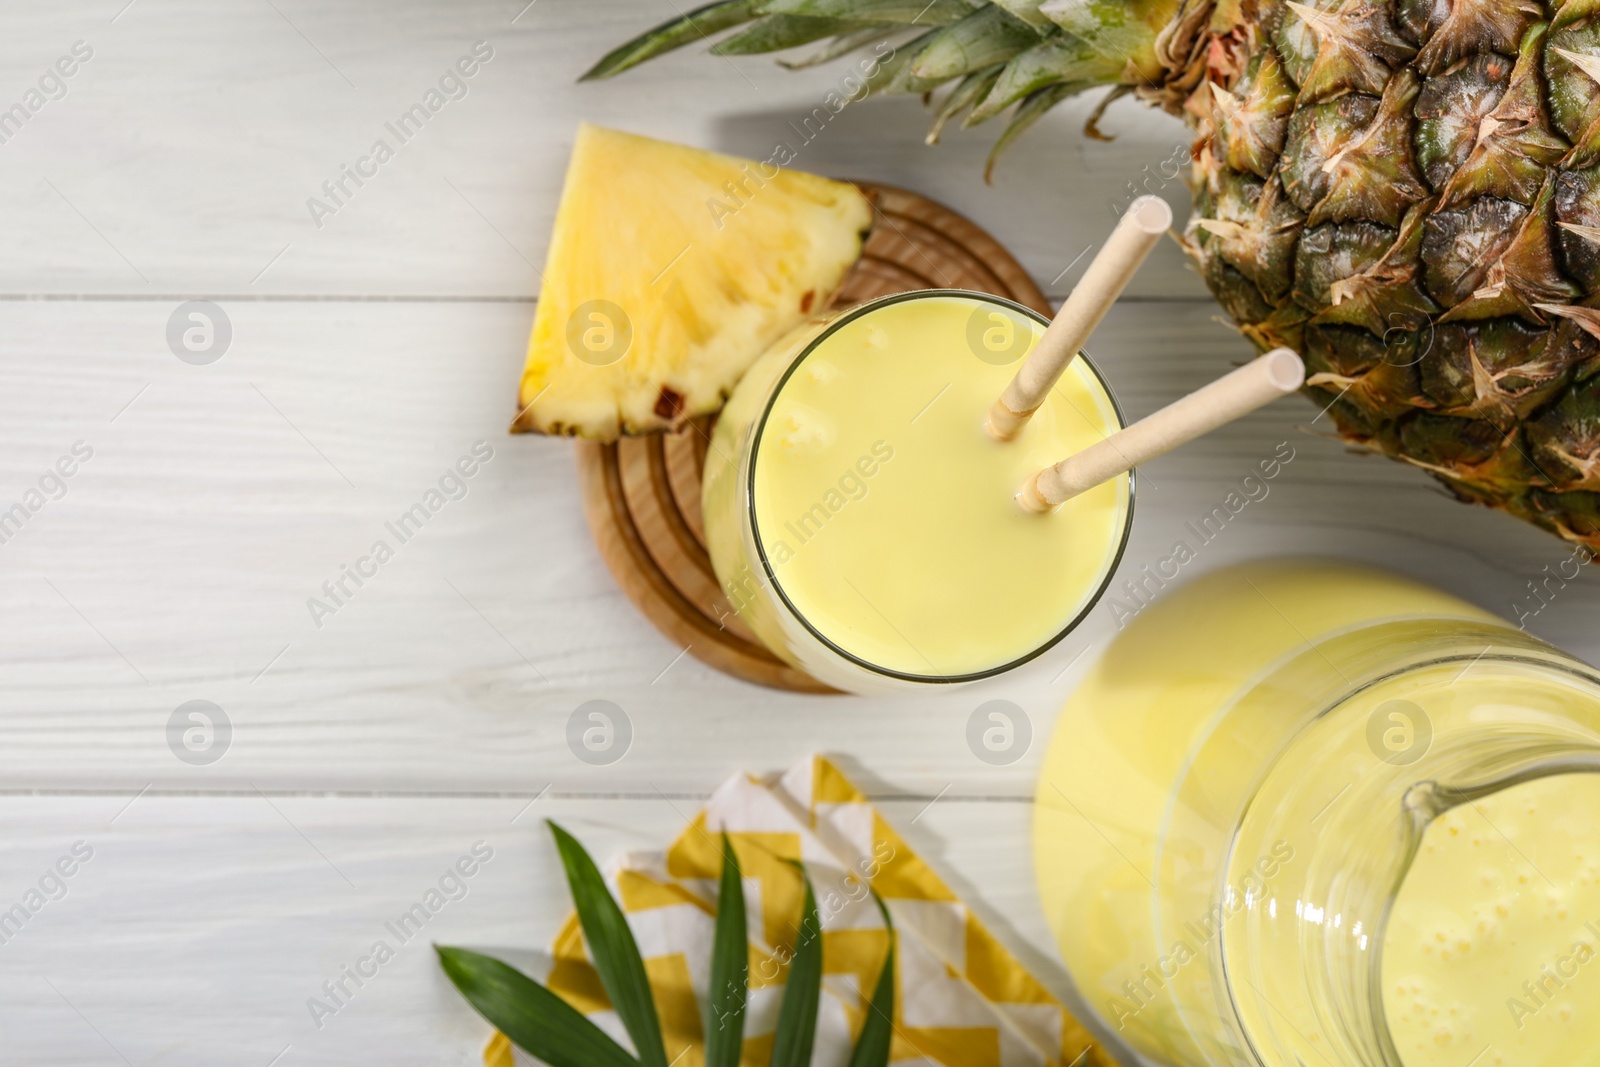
[
  {"x1": 707, "y1": 291, "x2": 1130, "y2": 684},
  {"x1": 1034, "y1": 560, "x2": 1600, "y2": 1067},
  {"x1": 1383, "y1": 773, "x2": 1600, "y2": 1067},
  {"x1": 1222, "y1": 661, "x2": 1600, "y2": 1067}
]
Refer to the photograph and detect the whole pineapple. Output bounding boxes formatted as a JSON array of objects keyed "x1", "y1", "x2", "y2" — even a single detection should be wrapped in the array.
[{"x1": 587, "y1": 0, "x2": 1600, "y2": 548}]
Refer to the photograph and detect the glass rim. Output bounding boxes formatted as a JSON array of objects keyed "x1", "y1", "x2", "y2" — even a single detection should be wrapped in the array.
[{"x1": 744, "y1": 287, "x2": 1137, "y2": 685}]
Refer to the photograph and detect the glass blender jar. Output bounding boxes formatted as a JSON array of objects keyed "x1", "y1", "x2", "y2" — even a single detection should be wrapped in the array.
[{"x1": 1037, "y1": 558, "x2": 1600, "y2": 1066}]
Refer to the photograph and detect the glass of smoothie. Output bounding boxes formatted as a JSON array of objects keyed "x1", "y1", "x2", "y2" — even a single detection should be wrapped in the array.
[
  {"x1": 701, "y1": 289, "x2": 1133, "y2": 692},
  {"x1": 1036, "y1": 558, "x2": 1600, "y2": 1067}
]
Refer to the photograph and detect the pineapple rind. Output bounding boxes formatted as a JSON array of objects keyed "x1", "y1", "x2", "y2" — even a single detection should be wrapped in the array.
[
  {"x1": 1181, "y1": 1, "x2": 1600, "y2": 548},
  {"x1": 516, "y1": 124, "x2": 871, "y2": 440}
]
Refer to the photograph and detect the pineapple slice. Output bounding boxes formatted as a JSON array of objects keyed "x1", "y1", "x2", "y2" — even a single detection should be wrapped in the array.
[{"x1": 514, "y1": 124, "x2": 873, "y2": 439}]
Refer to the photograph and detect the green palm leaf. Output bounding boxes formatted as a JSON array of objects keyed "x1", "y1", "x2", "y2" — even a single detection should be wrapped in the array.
[
  {"x1": 705, "y1": 834, "x2": 748, "y2": 1067},
  {"x1": 550, "y1": 821, "x2": 669, "y2": 1067},
  {"x1": 845, "y1": 894, "x2": 898, "y2": 1067},
  {"x1": 439, "y1": 827, "x2": 912, "y2": 1067},
  {"x1": 435, "y1": 947, "x2": 640, "y2": 1067},
  {"x1": 769, "y1": 869, "x2": 823, "y2": 1067}
]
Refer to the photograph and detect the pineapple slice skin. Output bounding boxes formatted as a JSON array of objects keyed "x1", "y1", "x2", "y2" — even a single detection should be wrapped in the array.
[{"x1": 515, "y1": 124, "x2": 872, "y2": 441}]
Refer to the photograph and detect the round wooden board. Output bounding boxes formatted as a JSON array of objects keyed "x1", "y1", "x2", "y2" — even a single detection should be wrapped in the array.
[{"x1": 575, "y1": 183, "x2": 1053, "y2": 693}]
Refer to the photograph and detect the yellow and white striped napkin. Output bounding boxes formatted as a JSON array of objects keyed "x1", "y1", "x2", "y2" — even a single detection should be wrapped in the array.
[{"x1": 485, "y1": 756, "x2": 1117, "y2": 1067}]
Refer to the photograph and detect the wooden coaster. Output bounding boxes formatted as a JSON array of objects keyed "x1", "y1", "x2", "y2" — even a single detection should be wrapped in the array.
[{"x1": 575, "y1": 183, "x2": 1053, "y2": 693}]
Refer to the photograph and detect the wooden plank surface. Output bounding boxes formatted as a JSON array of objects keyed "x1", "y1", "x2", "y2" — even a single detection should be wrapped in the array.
[
  {"x1": 8, "y1": 296, "x2": 1597, "y2": 800},
  {"x1": 0, "y1": 795, "x2": 1063, "y2": 1066},
  {"x1": 5, "y1": 1, "x2": 1600, "y2": 1064},
  {"x1": 0, "y1": 0, "x2": 1203, "y2": 301}
]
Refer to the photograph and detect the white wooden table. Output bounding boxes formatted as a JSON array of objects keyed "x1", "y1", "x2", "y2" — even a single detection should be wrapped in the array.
[{"x1": 4, "y1": 2, "x2": 1597, "y2": 1064}]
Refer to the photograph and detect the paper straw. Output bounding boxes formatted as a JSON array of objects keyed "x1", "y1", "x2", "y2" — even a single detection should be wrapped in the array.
[
  {"x1": 987, "y1": 196, "x2": 1172, "y2": 442},
  {"x1": 1017, "y1": 348, "x2": 1306, "y2": 512}
]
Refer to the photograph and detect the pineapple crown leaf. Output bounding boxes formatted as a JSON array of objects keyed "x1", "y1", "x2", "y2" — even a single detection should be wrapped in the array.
[
  {"x1": 780, "y1": 24, "x2": 909, "y2": 68},
  {"x1": 928, "y1": 64, "x2": 1004, "y2": 143},
  {"x1": 438, "y1": 823, "x2": 898, "y2": 1067},
  {"x1": 986, "y1": 80, "x2": 1087, "y2": 181},
  {"x1": 580, "y1": 0, "x2": 761, "y2": 81},
  {"x1": 713, "y1": 14, "x2": 872, "y2": 57},
  {"x1": 582, "y1": 0, "x2": 1178, "y2": 173}
]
